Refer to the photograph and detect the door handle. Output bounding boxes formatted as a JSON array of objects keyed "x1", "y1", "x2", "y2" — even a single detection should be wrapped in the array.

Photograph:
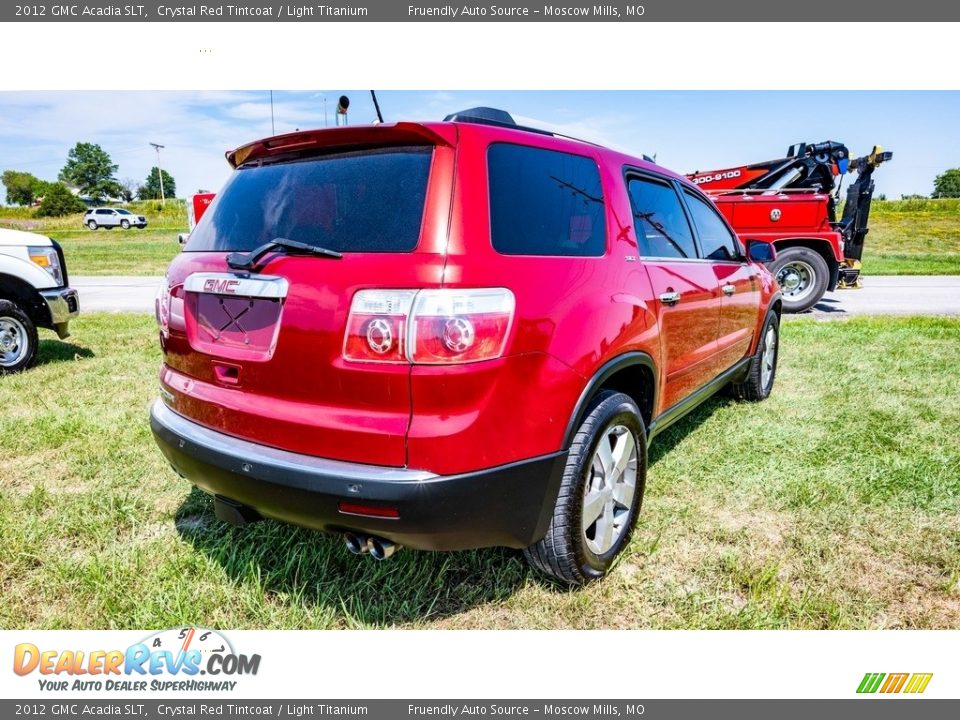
[
  {"x1": 659, "y1": 291, "x2": 681, "y2": 306},
  {"x1": 722, "y1": 284, "x2": 736, "y2": 296}
]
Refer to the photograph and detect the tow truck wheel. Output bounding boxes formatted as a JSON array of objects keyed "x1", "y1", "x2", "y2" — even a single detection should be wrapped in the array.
[
  {"x1": 0, "y1": 300, "x2": 38, "y2": 374},
  {"x1": 770, "y1": 247, "x2": 829, "y2": 313}
]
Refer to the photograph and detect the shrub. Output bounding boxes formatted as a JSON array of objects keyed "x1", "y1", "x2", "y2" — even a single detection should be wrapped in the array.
[{"x1": 35, "y1": 183, "x2": 87, "y2": 217}]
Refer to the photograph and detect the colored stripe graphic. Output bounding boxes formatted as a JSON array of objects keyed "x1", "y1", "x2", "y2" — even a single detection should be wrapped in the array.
[
  {"x1": 880, "y1": 673, "x2": 909, "y2": 693},
  {"x1": 904, "y1": 673, "x2": 934, "y2": 694},
  {"x1": 857, "y1": 672, "x2": 932, "y2": 694},
  {"x1": 857, "y1": 673, "x2": 885, "y2": 693}
]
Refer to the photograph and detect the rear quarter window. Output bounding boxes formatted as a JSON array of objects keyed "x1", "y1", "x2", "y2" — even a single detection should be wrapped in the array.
[{"x1": 488, "y1": 143, "x2": 606, "y2": 257}]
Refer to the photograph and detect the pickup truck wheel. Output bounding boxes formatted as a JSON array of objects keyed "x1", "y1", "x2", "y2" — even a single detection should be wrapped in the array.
[
  {"x1": 770, "y1": 247, "x2": 829, "y2": 313},
  {"x1": 87, "y1": 220, "x2": 98, "y2": 230},
  {"x1": 524, "y1": 390, "x2": 647, "y2": 585},
  {"x1": 729, "y1": 310, "x2": 779, "y2": 402},
  {"x1": 0, "y1": 300, "x2": 38, "y2": 374},
  {"x1": 120, "y1": 219, "x2": 131, "y2": 229}
]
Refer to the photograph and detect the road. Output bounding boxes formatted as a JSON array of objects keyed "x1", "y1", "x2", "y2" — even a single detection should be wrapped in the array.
[
  {"x1": 73, "y1": 276, "x2": 161, "y2": 313},
  {"x1": 809, "y1": 276, "x2": 960, "y2": 318},
  {"x1": 72, "y1": 275, "x2": 960, "y2": 318}
]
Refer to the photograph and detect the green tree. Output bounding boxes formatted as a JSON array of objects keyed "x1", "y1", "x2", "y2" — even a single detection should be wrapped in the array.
[
  {"x1": 119, "y1": 177, "x2": 138, "y2": 203},
  {"x1": 2, "y1": 170, "x2": 43, "y2": 206},
  {"x1": 933, "y1": 168, "x2": 960, "y2": 198},
  {"x1": 35, "y1": 182, "x2": 87, "y2": 217},
  {"x1": 138, "y1": 166, "x2": 176, "y2": 200},
  {"x1": 33, "y1": 179, "x2": 57, "y2": 200},
  {"x1": 59, "y1": 142, "x2": 122, "y2": 201}
]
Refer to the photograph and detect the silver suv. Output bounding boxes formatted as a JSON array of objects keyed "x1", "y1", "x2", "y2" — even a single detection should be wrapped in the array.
[{"x1": 84, "y1": 207, "x2": 148, "y2": 230}]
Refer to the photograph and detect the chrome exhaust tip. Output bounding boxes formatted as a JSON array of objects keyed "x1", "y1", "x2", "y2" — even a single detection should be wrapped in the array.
[
  {"x1": 367, "y1": 536, "x2": 398, "y2": 560},
  {"x1": 344, "y1": 532, "x2": 369, "y2": 555}
]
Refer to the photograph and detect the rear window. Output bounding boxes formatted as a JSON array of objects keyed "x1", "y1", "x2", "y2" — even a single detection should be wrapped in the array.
[
  {"x1": 186, "y1": 146, "x2": 432, "y2": 253},
  {"x1": 488, "y1": 143, "x2": 605, "y2": 256}
]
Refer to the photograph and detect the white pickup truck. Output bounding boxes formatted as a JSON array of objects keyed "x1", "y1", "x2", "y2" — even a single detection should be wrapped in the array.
[{"x1": 0, "y1": 228, "x2": 80, "y2": 373}]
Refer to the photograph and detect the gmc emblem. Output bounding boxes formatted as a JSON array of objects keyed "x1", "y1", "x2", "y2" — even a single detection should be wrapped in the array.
[{"x1": 204, "y1": 278, "x2": 241, "y2": 294}]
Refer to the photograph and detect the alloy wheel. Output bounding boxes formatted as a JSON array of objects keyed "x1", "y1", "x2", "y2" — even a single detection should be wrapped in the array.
[{"x1": 582, "y1": 424, "x2": 638, "y2": 555}]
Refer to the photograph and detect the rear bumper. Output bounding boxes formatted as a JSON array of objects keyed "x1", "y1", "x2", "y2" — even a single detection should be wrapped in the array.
[
  {"x1": 40, "y1": 287, "x2": 80, "y2": 339},
  {"x1": 150, "y1": 399, "x2": 567, "y2": 551}
]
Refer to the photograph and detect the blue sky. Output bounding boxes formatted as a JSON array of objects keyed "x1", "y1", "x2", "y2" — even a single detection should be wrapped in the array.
[{"x1": 1, "y1": 90, "x2": 956, "y2": 202}]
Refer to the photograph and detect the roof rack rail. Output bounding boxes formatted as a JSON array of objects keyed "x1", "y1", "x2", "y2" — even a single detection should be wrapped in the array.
[{"x1": 443, "y1": 106, "x2": 603, "y2": 148}]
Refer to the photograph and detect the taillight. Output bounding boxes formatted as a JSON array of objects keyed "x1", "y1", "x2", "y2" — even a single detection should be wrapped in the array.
[
  {"x1": 342, "y1": 288, "x2": 515, "y2": 365},
  {"x1": 155, "y1": 282, "x2": 171, "y2": 336},
  {"x1": 343, "y1": 290, "x2": 417, "y2": 363},
  {"x1": 409, "y1": 289, "x2": 514, "y2": 364}
]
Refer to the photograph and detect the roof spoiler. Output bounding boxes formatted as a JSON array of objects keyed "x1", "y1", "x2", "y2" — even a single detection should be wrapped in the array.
[{"x1": 225, "y1": 122, "x2": 457, "y2": 168}]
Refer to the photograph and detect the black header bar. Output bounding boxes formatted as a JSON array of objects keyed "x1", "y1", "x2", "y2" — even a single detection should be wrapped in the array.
[{"x1": 5, "y1": 0, "x2": 959, "y2": 22}]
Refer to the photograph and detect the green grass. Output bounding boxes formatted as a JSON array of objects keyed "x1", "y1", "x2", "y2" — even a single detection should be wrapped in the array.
[
  {"x1": 51, "y1": 230, "x2": 182, "y2": 276},
  {"x1": 1, "y1": 314, "x2": 958, "y2": 629},
  {"x1": 862, "y1": 198, "x2": 960, "y2": 275},
  {"x1": 3, "y1": 198, "x2": 960, "y2": 277},
  {"x1": 0, "y1": 201, "x2": 186, "y2": 276}
]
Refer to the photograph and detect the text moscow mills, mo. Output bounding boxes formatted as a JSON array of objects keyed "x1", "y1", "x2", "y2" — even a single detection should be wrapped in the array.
[{"x1": 407, "y1": 5, "x2": 645, "y2": 18}]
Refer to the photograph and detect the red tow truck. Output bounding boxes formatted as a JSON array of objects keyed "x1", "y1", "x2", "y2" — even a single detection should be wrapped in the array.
[{"x1": 689, "y1": 142, "x2": 892, "y2": 312}]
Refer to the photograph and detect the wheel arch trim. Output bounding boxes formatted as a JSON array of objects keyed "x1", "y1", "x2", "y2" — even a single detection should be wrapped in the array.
[
  {"x1": 561, "y1": 351, "x2": 657, "y2": 449},
  {"x1": 0, "y1": 272, "x2": 52, "y2": 329}
]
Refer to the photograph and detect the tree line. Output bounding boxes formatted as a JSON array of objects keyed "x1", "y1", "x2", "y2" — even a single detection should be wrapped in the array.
[{"x1": 2, "y1": 142, "x2": 177, "y2": 216}]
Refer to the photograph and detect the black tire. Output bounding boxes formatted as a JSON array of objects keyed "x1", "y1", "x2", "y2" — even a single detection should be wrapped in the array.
[
  {"x1": 524, "y1": 390, "x2": 647, "y2": 585},
  {"x1": 769, "y1": 246, "x2": 829, "y2": 313},
  {"x1": 0, "y1": 299, "x2": 39, "y2": 374},
  {"x1": 729, "y1": 310, "x2": 780, "y2": 402},
  {"x1": 87, "y1": 220, "x2": 98, "y2": 230},
  {"x1": 120, "y1": 219, "x2": 131, "y2": 229}
]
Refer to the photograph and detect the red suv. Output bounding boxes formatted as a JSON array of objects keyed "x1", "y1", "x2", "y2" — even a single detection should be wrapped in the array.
[{"x1": 151, "y1": 108, "x2": 782, "y2": 584}]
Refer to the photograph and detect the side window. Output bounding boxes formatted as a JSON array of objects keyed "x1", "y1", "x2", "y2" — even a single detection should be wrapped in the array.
[
  {"x1": 626, "y1": 176, "x2": 697, "y2": 259},
  {"x1": 488, "y1": 143, "x2": 605, "y2": 257},
  {"x1": 96, "y1": 209, "x2": 110, "y2": 215},
  {"x1": 684, "y1": 190, "x2": 741, "y2": 262}
]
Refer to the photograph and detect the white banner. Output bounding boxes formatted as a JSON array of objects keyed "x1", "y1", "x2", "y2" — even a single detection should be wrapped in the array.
[{"x1": 2, "y1": 630, "x2": 954, "y2": 699}]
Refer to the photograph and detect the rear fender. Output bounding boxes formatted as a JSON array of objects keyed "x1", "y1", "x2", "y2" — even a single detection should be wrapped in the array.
[{"x1": 561, "y1": 352, "x2": 657, "y2": 448}]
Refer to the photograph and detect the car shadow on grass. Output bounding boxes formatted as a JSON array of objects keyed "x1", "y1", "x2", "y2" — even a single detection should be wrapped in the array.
[
  {"x1": 35, "y1": 339, "x2": 95, "y2": 366},
  {"x1": 647, "y1": 395, "x2": 730, "y2": 467},
  {"x1": 173, "y1": 394, "x2": 734, "y2": 626},
  {"x1": 174, "y1": 487, "x2": 531, "y2": 626}
]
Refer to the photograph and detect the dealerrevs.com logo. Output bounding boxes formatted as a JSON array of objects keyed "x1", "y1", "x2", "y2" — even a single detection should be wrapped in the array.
[{"x1": 13, "y1": 627, "x2": 261, "y2": 692}]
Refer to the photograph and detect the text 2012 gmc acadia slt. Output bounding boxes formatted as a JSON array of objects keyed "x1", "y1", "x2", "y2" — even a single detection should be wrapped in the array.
[{"x1": 150, "y1": 108, "x2": 781, "y2": 584}]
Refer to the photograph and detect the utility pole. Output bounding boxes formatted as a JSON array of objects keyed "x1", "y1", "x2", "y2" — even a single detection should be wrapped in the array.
[{"x1": 149, "y1": 142, "x2": 166, "y2": 205}]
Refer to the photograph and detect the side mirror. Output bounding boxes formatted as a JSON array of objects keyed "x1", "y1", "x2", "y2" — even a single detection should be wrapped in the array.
[
  {"x1": 746, "y1": 240, "x2": 776, "y2": 264},
  {"x1": 177, "y1": 233, "x2": 189, "y2": 245}
]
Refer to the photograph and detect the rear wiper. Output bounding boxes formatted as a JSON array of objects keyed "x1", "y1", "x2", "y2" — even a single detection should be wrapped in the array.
[{"x1": 226, "y1": 237, "x2": 342, "y2": 271}]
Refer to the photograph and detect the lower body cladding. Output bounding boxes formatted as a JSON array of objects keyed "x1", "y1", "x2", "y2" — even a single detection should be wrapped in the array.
[{"x1": 149, "y1": 399, "x2": 567, "y2": 552}]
